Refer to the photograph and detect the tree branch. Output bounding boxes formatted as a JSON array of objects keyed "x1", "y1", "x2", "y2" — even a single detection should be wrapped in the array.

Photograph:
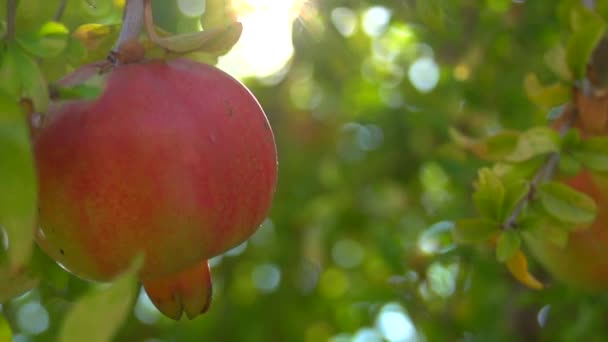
[
  {"x1": 502, "y1": 106, "x2": 577, "y2": 230},
  {"x1": 6, "y1": 0, "x2": 16, "y2": 40},
  {"x1": 54, "y1": 0, "x2": 68, "y2": 22}
]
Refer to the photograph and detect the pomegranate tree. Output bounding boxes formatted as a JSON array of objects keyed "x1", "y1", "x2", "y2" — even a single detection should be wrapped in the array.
[{"x1": 34, "y1": 58, "x2": 277, "y2": 319}]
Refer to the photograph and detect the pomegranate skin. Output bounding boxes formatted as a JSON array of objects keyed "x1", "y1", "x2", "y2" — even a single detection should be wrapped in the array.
[{"x1": 34, "y1": 59, "x2": 277, "y2": 282}]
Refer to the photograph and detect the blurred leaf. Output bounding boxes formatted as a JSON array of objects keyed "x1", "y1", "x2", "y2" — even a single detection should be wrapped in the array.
[
  {"x1": 449, "y1": 128, "x2": 520, "y2": 162},
  {"x1": 473, "y1": 168, "x2": 505, "y2": 220},
  {"x1": 501, "y1": 180, "x2": 529, "y2": 221},
  {"x1": 566, "y1": 9, "x2": 606, "y2": 79},
  {"x1": 59, "y1": 256, "x2": 143, "y2": 342},
  {"x1": 16, "y1": 21, "x2": 69, "y2": 58},
  {"x1": 72, "y1": 23, "x2": 120, "y2": 51},
  {"x1": 505, "y1": 250, "x2": 543, "y2": 289},
  {"x1": 0, "y1": 264, "x2": 39, "y2": 302},
  {"x1": 484, "y1": 131, "x2": 520, "y2": 161},
  {"x1": 0, "y1": 45, "x2": 49, "y2": 112},
  {"x1": 538, "y1": 181, "x2": 597, "y2": 225},
  {"x1": 51, "y1": 84, "x2": 103, "y2": 101},
  {"x1": 544, "y1": 44, "x2": 573, "y2": 80},
  {"x1": 453, "y1": 218, "x2": 498, "y2": 244},
  {"x1": 0, "y1": 47, "x2": 21, "y2": 98},
  {"x1": 506, "y1": 127, "x2": 559, "y2": 162},
  {"x1": 496, "y1": 230, "x2": 521, "y2": 262},
  {"x1": 524, "y1": 73, "x2": 570, "y2": 108},
  {"x1": 572, "y1": 136, "x2": 608, "y2": 172},
  {"x1": 0, "y1": 314, "x2": 11, "y2": 341},
  {"x1": 0, "y1": 91, "x2": 37, "y2": 270},
  {"x1": 521, "y1": 216, "x2": 569, "y2": 248},
  {"x1": 416, "y1": 0, "x2": 447, "y2": 32},
  {"x1": 14, "y1": 48, "x2": 50, "y2": 112},
  {"x1": 559, "y1": 153, "x2": 583, "y2": 176},
  {"x1": 149, "y1": 21, "x2": 243, "y2": 57}
]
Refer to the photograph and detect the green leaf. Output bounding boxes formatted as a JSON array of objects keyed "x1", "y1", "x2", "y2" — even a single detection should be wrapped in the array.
[
  {"x1": 0, "y1": 314, "x2": 11, "y2": 341},
  {"x1": 522, "y1": 222, "x2": 569, "y2": 249},
  {"x1": 483, "y1": 131, "x2": 520, "y2": 161},
  {"x1": 473, "y1": 168, "x2": 505, "y2": 220},
  {"x1": 448, "y1": 128, "x2": 519, "y2": 162},
  {"x1": 0, "y1": 91, "x2": 37, "y2": 270},
  {"x1": 559, "y1": 153, "x2": 582, "y2": 176},
  {"x1": 59, "y1": 256, "x2": 143, "y2": 342},
  {"x1": 538, "y1": 181, "x2": 597, "y2": 224},
  {"x1": 0, "y1": 47, "x2": 21, "y2": 98},
  {"x1": 15, "y1": 49, "x2": 50, "y2": 112},
  {"x1": 571, "y1": 136, "x2": 608, "y2": 172},
  {"x1": 501, "y1": 180, "x2": 529, "y2": 221},
  {"x1": 544, "y1": 44, "x2": 573, "y2": 81},
  {"x1": 51, "y1": 84, "x2": 103, "y2": 101},
  {"x1": 566, "y1": 9, "x2": 607, "y2": 79},
  {"x1": 0, "y1": 263, "x2": 39, "y2": 303},
  {"x1": 524, "y1": 73, "x2": 570, "y2": 108},
  {"x1": 453, "y1": 218, "x2": 498, "y2": 244},
  {"x1": 0, "y1": 45, "x2": 50, "y2": 112},
  {"x1": 506, "y1": 127, "x2": 560, "y2": 162},
  {"x1": 496, "y1": 230, "x2": 521, "y2": 262},
  {"x1": 16, "y1": 21, "x2": 69, "y2": 58}
]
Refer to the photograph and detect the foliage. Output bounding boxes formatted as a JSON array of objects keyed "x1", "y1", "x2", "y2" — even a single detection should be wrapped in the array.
[{"x1": 2, "y1": 0, "x2": 608, "y2": 341}]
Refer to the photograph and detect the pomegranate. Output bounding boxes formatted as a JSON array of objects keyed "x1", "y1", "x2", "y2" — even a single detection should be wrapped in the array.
[{"x1": 34, "y1": 59, "x2": 277, "y2": 319}]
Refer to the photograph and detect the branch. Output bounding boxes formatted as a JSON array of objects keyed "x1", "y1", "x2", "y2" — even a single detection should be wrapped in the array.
[
  {"x1": 502, "y1": 106, "x2": 577, "y2": 230},
  {"x1": 6, "y1": 0, "x2": 16, "y2": 40},
  {"x1": 54, "y1": 0, "x2": 68, "y2": 22}
]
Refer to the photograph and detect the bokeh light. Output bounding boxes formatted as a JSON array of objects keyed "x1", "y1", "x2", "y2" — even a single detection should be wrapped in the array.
[
  {"x1": 16, "y1": 302, "x2": 49, "y2": 335},
  {"x1": 376, "y1": 303, "x2": 417, "y2": 342},
  {"x1": 134, "y1": 288, "x2": 161, "y2": 325},
  {"x1": 251, "y1": 263, "x2": 281, "y2": 293},
  {"x1": 331, "y1": 7, "x2": 357, "y2": 37},
  {"x1": 177, "y1": 0, "x2": 206, "y2": 17},
  {"x1": 408, "y1": 57, "x2": 440, "y2": 93},
  {"x1": 219, "y1": 0, "x2": 308, "y2": 78}
]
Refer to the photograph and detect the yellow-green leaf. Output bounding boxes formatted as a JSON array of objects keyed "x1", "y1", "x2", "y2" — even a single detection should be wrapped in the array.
[
  {"x1": 572, "y1": 136, "x2": 608, "y2": 172},
  {"x1": 473, "y1": 168, "x2": 505, "y2": 220},
  {"x1": 506, "y1": 127, "x2": 560, "y2": 163},
  {"x1": 0, "y1": 314, "x2": 12, "y2": 341},
  {"x1": 524, "y1": 73, "x2": 570, "y2": 109},
  {"x1": 496, "y1": 230, "x2": 521, "y2": 262},
  {"x1": 566, "y1": 10, "x2": 606, "y2": 79},
  {"x1": 16, "y1": 21, "x2": 69, "y2": 58},
  {"x1": 506, "y1": 250, "x2": 544, "y2": 289},
  {"x1": 59, "y1": 256, "x2": 143, "y2": 342},
  {"x1": 538, "y1": 181, "x2": 597, "y2": 224},
  {"x1": 0, "y1": 91, "x2": 37, "y2": 270}
]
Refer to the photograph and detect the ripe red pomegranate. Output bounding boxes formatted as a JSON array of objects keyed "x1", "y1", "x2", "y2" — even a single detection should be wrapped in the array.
[{"x1": 34, "y1": 59, "x2": 277, "y2": 319}]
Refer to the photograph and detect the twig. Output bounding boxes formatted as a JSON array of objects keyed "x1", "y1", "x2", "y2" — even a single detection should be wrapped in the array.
[
  {"x1": 6, "y1": 0, "x2": 16, "y2": 40},
  {"x1": 502, "y1": 106, "x2": 577, "y2": 230},
  {"x1": 54, "y1": 0, "x2": 68, "y2": 22},
  {"x1": 109, "y1": 0, "x2": 145, "y2": 64}
]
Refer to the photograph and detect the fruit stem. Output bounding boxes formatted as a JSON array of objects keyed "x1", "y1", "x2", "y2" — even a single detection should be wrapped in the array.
[
  {"x1": 110, "y1": 0, "x2": 145, "y2": 63},
  {"x1": 5, "y1": 0, "x2": 16, "y2": 40},
  {"x1": 502, "y1": 106, "x2": 577, "y2": 230}
]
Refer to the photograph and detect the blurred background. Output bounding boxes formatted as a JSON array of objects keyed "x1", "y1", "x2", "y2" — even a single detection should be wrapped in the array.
[{"x1": 3, "y1": 0, "x2": 608, "y2": 341}]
